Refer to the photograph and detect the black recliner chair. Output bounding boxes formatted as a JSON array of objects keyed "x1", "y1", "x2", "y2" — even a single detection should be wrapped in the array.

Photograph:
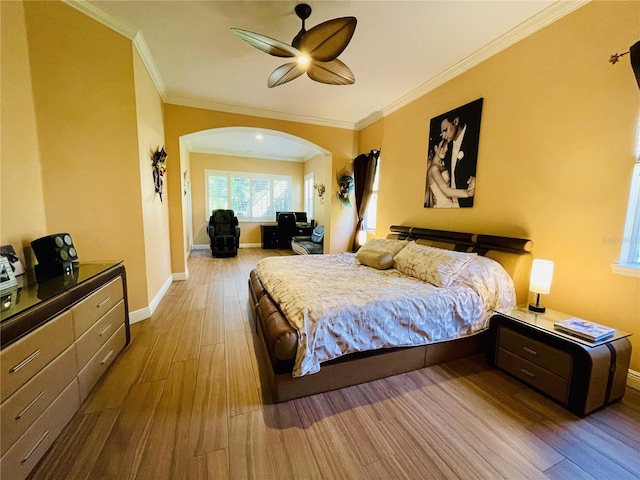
[{"x1": 207, "y1": 209, "x2": 240, "y2": 257}]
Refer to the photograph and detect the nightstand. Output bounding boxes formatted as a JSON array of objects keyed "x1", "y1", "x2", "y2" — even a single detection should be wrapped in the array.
[{"x1": 487, "y1": 308, "x2": 632, "y2": 416}]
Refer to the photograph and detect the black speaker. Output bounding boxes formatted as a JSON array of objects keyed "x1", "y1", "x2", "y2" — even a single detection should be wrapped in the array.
[{"x1": 31, "y1": 233, "x2": 78, "y2": 277}]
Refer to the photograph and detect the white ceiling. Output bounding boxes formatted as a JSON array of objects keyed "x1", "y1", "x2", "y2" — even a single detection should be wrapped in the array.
[{"x1": 76, "y1": 0, "x2": 586, "y2": 160}]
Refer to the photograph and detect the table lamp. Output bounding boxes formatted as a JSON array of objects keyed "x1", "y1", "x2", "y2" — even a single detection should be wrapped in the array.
[{"x1": 528, "y1": 259, "x2": 554, "y2": 313}]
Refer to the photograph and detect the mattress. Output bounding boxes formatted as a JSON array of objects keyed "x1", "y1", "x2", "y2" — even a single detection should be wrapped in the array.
[{"x1": 256, "y1": 251, "x2": 516, "y2": 377}]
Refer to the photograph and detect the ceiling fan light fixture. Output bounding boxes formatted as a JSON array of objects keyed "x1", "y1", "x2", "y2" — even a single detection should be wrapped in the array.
[
  {"x1": 232, "y1": 3, "x2": 357, "y2": 87},
  {"x1": 297, "y1": 54, "x2": 311, "y2": 66}
]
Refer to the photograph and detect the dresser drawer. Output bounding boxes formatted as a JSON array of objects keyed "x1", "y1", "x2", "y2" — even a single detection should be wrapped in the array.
[
  {"x1": 71, "y1": 276, "x2": 123, "y2": 339},
  {"x1": 75, "y1": 300, "x2": 125, "y2": 371},
  {"x1": 1, "y1": 311, "x2": 74, "y2": 403},
  {"x1": 0, "y1": 346, "x2": 76, "y2": 456},
  {"x1": 497, "y1": 348, "x2": 569, "y2": 403},
  {"x1": 498, "y1": 327, "x2": 573, "y2": 379},
  {"x1": 77, "y1": 323, "x2": 126, "y2": 403},
  {"x1": 0, "y1": 378, "x2": 79, "y2": 480}
]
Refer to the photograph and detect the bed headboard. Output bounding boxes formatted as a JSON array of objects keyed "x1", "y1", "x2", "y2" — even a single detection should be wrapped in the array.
[{"x1": 387, "y1": 225, "x2": 533, "y2": 305}]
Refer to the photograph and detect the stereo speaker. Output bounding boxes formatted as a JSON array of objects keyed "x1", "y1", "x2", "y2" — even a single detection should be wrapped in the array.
[{"x1": 31, "y1": 233, "x2": 78, "y2": 277}]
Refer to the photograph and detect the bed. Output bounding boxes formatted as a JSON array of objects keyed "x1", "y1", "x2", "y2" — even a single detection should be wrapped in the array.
[{"x1": 248, "y1": 225, "x2": 533, "y2": 402}]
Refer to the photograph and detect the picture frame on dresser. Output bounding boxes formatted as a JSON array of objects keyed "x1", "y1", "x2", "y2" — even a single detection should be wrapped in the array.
[
  {"x1": 0, "y1": 257, "x2": 17, "y2": 293},
  {"x1": 0, "y1": 245, "x2": 25, "y2": 276}
]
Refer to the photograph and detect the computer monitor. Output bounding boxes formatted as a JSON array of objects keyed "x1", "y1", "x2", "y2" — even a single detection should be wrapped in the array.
[{"x1": 276, "y1": 211, "x2": 308, "y2": 223}]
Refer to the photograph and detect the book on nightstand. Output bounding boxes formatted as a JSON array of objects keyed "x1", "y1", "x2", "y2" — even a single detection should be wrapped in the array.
[{"x1": 554, "y1": 317, "x2": 615, "y2": 342}]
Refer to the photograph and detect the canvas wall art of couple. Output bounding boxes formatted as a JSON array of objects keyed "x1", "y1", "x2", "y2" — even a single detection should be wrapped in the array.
[{"x1": 424, "y1": 98, "x2": 483, "y2": 208}]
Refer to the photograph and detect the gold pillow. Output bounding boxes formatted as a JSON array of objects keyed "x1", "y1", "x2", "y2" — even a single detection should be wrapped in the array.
[
  {"x1": 356, "y1": 249, "x2": 394, "y2": 270},
  {"x1": 358, "y1": 238, "x2": 409, "y2": 257}
]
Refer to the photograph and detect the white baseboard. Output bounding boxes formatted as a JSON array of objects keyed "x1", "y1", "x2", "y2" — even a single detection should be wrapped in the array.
[
  {"x1": 193, "y1": 243, "x2": 261, "y2": 249},
  {"x1": 173, "y1": 270, "x2": 188, "y2": 281},
  {"x1": 128, "y1": 273, "x2": 174, "y2": 325},
  {"x1": 628, "y1": 369, "x2": 640, "y2": 391}
]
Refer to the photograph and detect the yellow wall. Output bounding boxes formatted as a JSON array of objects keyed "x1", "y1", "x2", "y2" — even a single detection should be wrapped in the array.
[
  {"x1": 0, "y1": 0, "x2": 48, "y2": 257},
  {"x1": 1, "y1": 1, "x2": 172, "y2": 316},
  {"x1": 20, "y1": 1, "x2": 149, "y2": 311},
  {"x1": 133, "y1": 48, "x2": 172, "y2": 303},
  {"x1": 163, "y1": 104, "x2": 358, "y2": 264},
  {"x1": 360, "y1": 1, "x2": 640, "y2": 371},
  {"x1": 304, "y1": 153, "x2": 331, "y2": 231},
  {"x1": 190, "y1": 152, "x2": 305, "y2": 246}
]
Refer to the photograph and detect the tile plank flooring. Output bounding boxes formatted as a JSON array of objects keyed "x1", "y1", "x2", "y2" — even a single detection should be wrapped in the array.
[{"x1": 29, "y1": 248, "x2": 640, "y2": 479}]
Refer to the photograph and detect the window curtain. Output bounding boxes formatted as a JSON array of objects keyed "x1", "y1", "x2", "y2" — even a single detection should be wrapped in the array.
[{"x1": 352, "y1": 149, "x2": 380, "y2": 252}]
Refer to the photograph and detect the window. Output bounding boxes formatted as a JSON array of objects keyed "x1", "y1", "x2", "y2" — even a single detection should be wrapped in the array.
[
  {"x1": 613, "y1": 124, "x2": 640, "y2": 276},
  {"x1": 615, "y1": 162, "x2": 640, "y2": 275},
  {"x1": 363, "y1": 160, "x2": 380, "y2": 231},
  {"x1": 205, "y1": 170, "x2": 292, "y2": 222},
  {"x1": 304, "y1": 173, "x2": 314, "y2": 221}
]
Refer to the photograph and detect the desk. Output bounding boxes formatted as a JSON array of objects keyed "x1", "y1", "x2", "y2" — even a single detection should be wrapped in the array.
[{"x1": 261, "y1": 223, "x2": 314, "y2": 249}]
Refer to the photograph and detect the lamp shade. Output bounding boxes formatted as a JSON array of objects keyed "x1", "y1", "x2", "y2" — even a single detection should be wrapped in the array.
[{"x1": 529, "y1": 259, "x2": 554, "y2": 294}]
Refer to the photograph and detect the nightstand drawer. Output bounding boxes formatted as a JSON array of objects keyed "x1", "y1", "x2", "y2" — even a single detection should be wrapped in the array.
[
  {"x1": 497, "y1": 348, "x2": 569, "y2": 403},
  {"x1": 498, "y1": 327, "x2": 573, "y2": 379}
]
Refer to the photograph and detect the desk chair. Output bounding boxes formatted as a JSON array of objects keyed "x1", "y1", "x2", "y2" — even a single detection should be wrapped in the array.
[{"x1": 277, "y1": 212, "x2": 297, "y2": 249}]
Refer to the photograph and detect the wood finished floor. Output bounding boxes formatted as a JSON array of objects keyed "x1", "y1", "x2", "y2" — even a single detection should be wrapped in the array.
[{"x1": 29, "y1": 248, "x2": 640, "y2": 480}]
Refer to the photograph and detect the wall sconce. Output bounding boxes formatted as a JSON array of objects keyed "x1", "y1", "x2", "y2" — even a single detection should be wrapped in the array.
[{"x1": 528, "y1": 259, "x2": 554, "y2": 313}]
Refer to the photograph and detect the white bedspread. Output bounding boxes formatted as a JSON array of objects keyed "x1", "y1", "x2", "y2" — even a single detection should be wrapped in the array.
[{"x1": 256, "y1": 253, "x2": 515, "y2": 377}]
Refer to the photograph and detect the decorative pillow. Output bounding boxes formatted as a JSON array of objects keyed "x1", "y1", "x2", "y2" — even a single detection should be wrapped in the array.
[
  {"x1": 393, "y1": 242, "x2": 477, "y2": 287},
  {"x1": 455, "y1": 255, "x2": 516, "y2": 313},
  {"x1": 357, "y1": 238, "x2": 409, "y2": 257},
  {"x1": 356, "y1": 249, "x2": 394, "y2": 270},
  {"x1": 311, "y1": 226, "x2": 324, "y2": 243}
]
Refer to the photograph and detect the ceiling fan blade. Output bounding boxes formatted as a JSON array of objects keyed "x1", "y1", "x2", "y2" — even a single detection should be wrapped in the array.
[
  {"x1": 267, "y1": 62, "x2": 306, "y2": 88},
  {"x1": 300, "y1": 17, "x2": 357, "y2": 62},
  {"x1": 231, "y1": 28, "x2": 298, "y2": 58},
  {"x1": 307, "y1": 59, "x2": 355, "y2": 85}
]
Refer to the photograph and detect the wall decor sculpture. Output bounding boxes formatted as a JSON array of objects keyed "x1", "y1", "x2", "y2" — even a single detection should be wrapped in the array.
[
  {"x1": 152, "y1": 146, "x2": 168, "y2": 202},
  {"x1": 424, "y1": 98, "x2": 483, "y2": 208},
  {"x1": 336, "y1": 174, "x2": 354, "y2": 207},
  {"x1": 314, "y1": 183, "x2": 326, "y2": 203}
]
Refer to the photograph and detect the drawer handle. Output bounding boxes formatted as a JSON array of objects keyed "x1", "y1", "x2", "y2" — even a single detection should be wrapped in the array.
[
  {"x1": 101, "y1": 350, "x2": 114, "y2": 365},
  {"x1": 97, "y1": 297, "x2": 111, "y2": 309},
  {"x1": 522, "y1": 347, "x2": 538, "y2": 356},
  {"x1": 21, "y1": 430, "x2": 49, "y2": 464},
  {"x1": 520, "y1": 368, "x2": 536, "y2": 378},
  {"x1": 15, "y1": 391, "x2": 46, "y2": 420},
  {"x1": 9, "y1": 350, "x2": 41, "y2": 374},
  {"x1": 99, "y1": 324, "x2": 113, "y2": 337}
]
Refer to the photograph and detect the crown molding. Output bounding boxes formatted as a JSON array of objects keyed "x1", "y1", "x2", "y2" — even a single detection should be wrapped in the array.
[
  {"x1": 63, "y1": 0, "x2": 166, "y2": 100},
  {"x1": 65, "y1": 0, "x2": 588, "y2": 132},
  {"x1": 164, "y1": 94, "x2": 356, "y2": 130},
  {"x1": 354, "y1": 0, "x2": 590, "y2": 130}
]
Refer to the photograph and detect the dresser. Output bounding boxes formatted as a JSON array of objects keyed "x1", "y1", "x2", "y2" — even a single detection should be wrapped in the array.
[
  {"x1": 488, "y1": 309, "x2": 632, "y2": 417},
  {"x1": 0, "y1": 262, "x2": 129, "y2": 479}
]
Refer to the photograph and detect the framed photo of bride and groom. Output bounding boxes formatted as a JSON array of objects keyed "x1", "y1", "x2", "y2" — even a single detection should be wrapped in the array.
[{"x1": 424, "y1": 98, "x2": 483, "y2": 208}]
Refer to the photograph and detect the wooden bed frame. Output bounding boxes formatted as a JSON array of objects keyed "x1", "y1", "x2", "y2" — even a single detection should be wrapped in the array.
[{"x1": 248, "y1": 225, "x2": 533, "y2": 402}]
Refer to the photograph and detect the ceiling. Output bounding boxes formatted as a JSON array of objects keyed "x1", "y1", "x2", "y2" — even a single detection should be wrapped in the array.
[{"x1": 77, "y1": 0, "x2": 585, "y2": 160}]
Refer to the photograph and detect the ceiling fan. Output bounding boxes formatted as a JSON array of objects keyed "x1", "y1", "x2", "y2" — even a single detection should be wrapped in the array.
[{"x1": 231, "y1": 3, "x2": 357, "y2": 88}]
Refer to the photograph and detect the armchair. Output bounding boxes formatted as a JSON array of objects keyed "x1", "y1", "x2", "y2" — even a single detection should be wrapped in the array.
[{"x1": 207, "y1": 209, "x2": 240, "y2": 257}]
